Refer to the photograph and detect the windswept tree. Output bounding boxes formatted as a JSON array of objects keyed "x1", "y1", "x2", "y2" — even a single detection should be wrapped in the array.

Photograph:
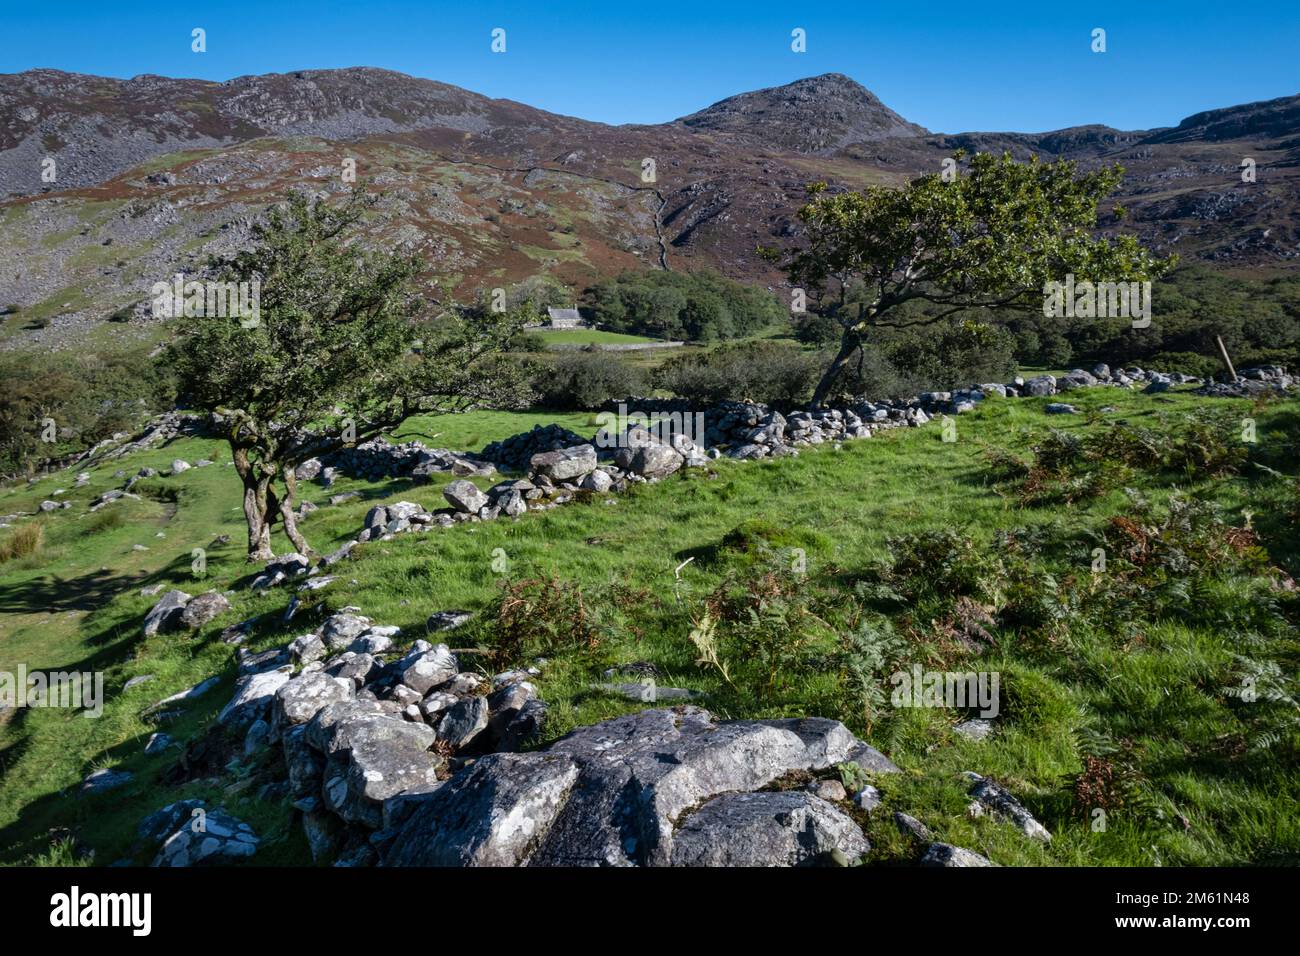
[
  {"x1": 173, "y1": 189, "x2": 530, "y2": 560},
  {"x1": 780, "y1": 153, "x2": 1175, "y2": 406}
]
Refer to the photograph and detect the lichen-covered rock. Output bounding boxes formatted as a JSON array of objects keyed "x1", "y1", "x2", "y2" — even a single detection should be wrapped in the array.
[
  {"x1": 272, "y1": 672, "x2": 354, "y2": 734},
  {"x1": 670, "y1": 791, "x2": 868, "y2": 867},
  {"x1": 529, "y1": 444, "x2": 597, "y2": 481},
  {"x1": 219, "y1": 667, "x2": 292, "y2": 728},
  {"x1": 320, "y1": 613, "x2": 371, "y2": 651},
  {"x1": 435, "y1": 695, "x2": 489, "y2": 750},
  {"x1": 178, "y1": 590, "x2": 230, "y2": 629},
  {"x1": 381, "y1": 706, "x2": 884, "y2": 867},
  {"x1": 142, "y1": 589, "x2": 191, "y2": 636},
  {"x1": 382, "y1": 752, "x2": 581, "y2": 866},
  {"x1": 965, "y1": 772, "x2": 1052, "y2": 842},
  {"x1": 920, "y1": 842, "x2": 994, "y2": 867},
  {"x1": 321, "y1": 717, "x2": 442, "y2": 828},
  {"x1": 401, "y1": 644, "x2": 457, "y2": 694},
  {"x1": 443, "y1": 479, "x2": 488, "y2": 514},
  {"x1": 152, "y1": 810, "x2": 259, "y2": 867}
]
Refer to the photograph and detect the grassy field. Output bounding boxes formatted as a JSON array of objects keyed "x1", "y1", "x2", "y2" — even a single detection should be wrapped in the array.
[
  {"x1": 0, "y1": 388, "x2": 1296, "y2": 866},
  {"x1": 531, "y1": 328, "x2": 659, "y2": 346}
]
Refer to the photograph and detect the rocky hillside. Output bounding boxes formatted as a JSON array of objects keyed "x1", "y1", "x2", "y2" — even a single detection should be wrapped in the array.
[
  {"x1": 2, "y1": 69, "x2": 1298, "y2": 350},
  {"x1": 675, "y1": 72, "x2": 929, "y2": 153}
]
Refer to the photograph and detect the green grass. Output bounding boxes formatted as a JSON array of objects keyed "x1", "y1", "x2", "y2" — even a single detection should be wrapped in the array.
[
  {"x1": 533, "y1": 328, "x2": 659, "y2": 346},
  {"x1": 0, "y1": 387, "x2": 1296, "y2": 866}
]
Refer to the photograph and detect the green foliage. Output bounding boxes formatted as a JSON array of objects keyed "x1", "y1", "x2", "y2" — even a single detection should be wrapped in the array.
[
  {"x1": 1002, "y1": 266, "x2": 1300, "y2": 371},
  {"x1": 784, "y1": 153, "x2": 1174, "y2": 404},
  {"x1": 0, "y1": 348, "x2": 175, "y2": 479},
  {"x1": 830, "y1": 318, "x2": 1018, "y2": 400},
  {"x1": 536, "y1": 351, "x2": 645, "y2": 409},
  {"x1": 488, "y1": 574, "x2": 606, "y2": 667},
  {"x1": 1005, "y1": 411, "x2": 1250, "y2": 506},
  {"x1": 655, "y1": 340, "x2": 823, "y2": 406},
  {"x1": 170, "y1": 188, "x2": 528, "y2": 557},
  {"x1": 583, "y1": 269, "x2": 784, "y2": 342}
]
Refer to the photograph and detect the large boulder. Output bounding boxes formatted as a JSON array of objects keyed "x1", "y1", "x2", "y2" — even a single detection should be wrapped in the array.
[
  {"x1": 1022, "y1": 374, "x2": 1057, "y2": 397},
  {"x1": 381, "y1": 752, "x2": 581, "y2": 866},
  {"x1": 670, "y1": 791, "x2": 868, "y2": 867},
  {"x1": 321, "y1": 718, "x2": 442, "y2": 827},
  {"x1": 628, "y1": 442, "x2": 683, "y2": 479},
  {"x1": 1056, "y1": 370, "x2": 1098, "y2": 391},
  {"x1": 382, "y1": 706, "x2": 890, "y2": 867},
  {"x1": 529, "y1": 444, "x2": 597, "y2": 482}
]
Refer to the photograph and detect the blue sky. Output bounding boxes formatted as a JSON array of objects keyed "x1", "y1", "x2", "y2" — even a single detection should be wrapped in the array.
[{"x1": 1, "y1": 0, "x2": 1296, "y2": 133}]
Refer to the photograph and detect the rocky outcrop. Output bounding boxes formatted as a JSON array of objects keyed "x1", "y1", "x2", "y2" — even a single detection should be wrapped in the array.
[{"x1": 381, "y1": 706, "x2": 894, "y2": 867}]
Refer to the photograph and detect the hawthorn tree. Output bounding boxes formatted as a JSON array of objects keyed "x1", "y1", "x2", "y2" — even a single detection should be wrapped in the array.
[
  {"x1": 173, "y1": 189, "x2": 530, "y2": 560},
  {"x1": 781, "y1": 153, "x2": 1176, "y2": 406}
]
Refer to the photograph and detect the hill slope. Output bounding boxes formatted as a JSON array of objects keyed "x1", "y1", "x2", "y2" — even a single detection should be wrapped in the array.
[{"x1": 2, "y1": 70, "x2": 1299, "y2": 351}]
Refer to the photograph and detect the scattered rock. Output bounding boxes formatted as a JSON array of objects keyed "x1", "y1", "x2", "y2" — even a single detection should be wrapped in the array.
[
  {"x1": 142, "y1": 589, "x2": 191, "y2": 636},
  {"x1": 920, "y1": 842, "x2": 994, "y2": 867},
  {"x1": 178, "y1": 590, "x2": 230, "y2": 629}
]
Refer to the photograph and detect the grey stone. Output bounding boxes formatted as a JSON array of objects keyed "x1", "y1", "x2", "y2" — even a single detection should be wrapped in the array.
[
  {"x1": 320, "y1": 612, "x2": 371, "y2": 651},
  {"x1": 670, "y1": 791, "x2": 868, "y2": 867},
  {"x1": 382, "y1": 752, "x2": 581, "y2": 866},
  {"x1": 81, "y1": 768, "x2": 133, "y2": 795},
  {"x1": 426, "y1": 610, "x2": 472, "y2": 633},
  {"x1": 289, "y1": 632, "x2": 326, "y2": 664},
  {"x1": 894, "y1": 811, "x2": 933, "y2": 842},
  {"x1": 436, "y1": 695, "x2": 489, "y2": 750},
  {"x1": 965, "y1": 772, "x2": 1052, "y2": 842},
  {"x1": 220, "y1": 668, "x2": 292, "y2": 727},
  {"x1": 142, "y1": 589, "x2": 191, "y2": 636},
  {"x1": 580, "y1": 469, "x2": 613, "y2": 493},
  {"x1": 443, "y1": 479, "x2": 488, "y2": 514},
  {"x1": 529, "y1": 444, "x2": 597, "y2": 481},
  {"x1": 1022, "y1": 374, "x2": 1057, "y2": 397},
  {"x1": 805, "y1": 778, "x2": 848, "y2": 802},
  {"x1": 852, "y1": 785, "x2": 882, "y2": 812},
  {"x1": 178, "y1": 590, "x2": 230, "y2": 629},
  {"x1": 273, "y1": 672, "x2": 354, "y2": 733},
  {"x1": 153, "y1": 810, "x2": 258, "y2": 867},
  {"x1": 920, "y1": 842, "x2": 994, "y2": 867},
  {"x1": 138, "y1": 799, "x2": 204, "y2": 843},
  {"x1": 402, "y1": 644, "x2": 457, "y2": 694},
  {"x1": 954, "y1": 719, "x2": 995, "y2": 741}
]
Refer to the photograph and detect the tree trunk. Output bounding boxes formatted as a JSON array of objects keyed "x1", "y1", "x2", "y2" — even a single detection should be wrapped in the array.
[
  {"x1": 278, "y1": 465, "x2": 315, "y2": 556},
  {"x1": 232, "y1": 445, "x2": 275, "y2": 562},
  {"x1": 243, "y1": 476, "x2": 274, "y2": 561},
  {"x1": 810, "y1": 331, "x2": 861, "y2": 409}
]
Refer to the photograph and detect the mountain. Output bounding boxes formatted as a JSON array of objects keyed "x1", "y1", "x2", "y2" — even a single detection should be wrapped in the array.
[
  {"x1": 674, "y1": 73, "x2": 928, "y2": 153},
  {"x1": 1, "y1": 69, "x2": 1298, "y2": 350}
]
